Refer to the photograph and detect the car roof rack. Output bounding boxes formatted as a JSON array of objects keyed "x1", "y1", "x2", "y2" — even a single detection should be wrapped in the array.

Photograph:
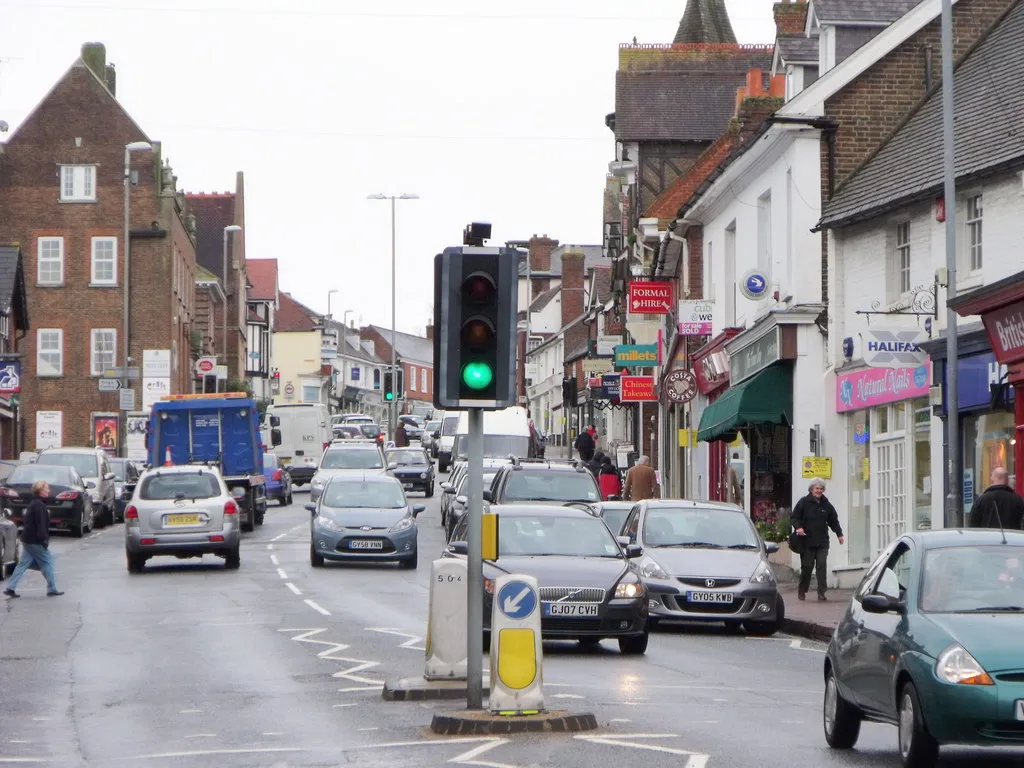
[{"x1": 507, "y1": 456, "x2": 582, "y2": 470}]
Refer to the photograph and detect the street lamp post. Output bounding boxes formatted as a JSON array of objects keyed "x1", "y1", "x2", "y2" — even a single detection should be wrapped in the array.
[
  {"x1": 123, "y1": 140, "x2": 152, "y2": 457},
  {"x1": 222, "y1": 225, "x2": 242, "y2": 388},
  {"x1": 367, "y1": 193, "x2": 419, "y2": 440}
]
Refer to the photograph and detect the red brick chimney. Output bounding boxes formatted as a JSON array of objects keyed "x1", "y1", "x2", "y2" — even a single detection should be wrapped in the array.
[
  {"x1": 560, "y1": 249, "x2": 586, "y2": 328},
  {"x1": 773, "y1": 1, "x2": 809, "y2": 36},
  {"x1": 425, "y1": 323, "x2": 434, "y2": 341},
  {"x1": 528, "y1": 235, "x2": 558, "y2": 296}
]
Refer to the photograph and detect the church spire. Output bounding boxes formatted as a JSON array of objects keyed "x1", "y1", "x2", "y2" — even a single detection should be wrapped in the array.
[{"x1": 674, "y1": 0, "x2": 737, "y2": 44}]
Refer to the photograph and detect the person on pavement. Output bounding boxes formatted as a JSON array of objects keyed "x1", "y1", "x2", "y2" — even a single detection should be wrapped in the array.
[
  {"x1": 586, "y1": 450, "x2": 605, "y2": 477},
  {"x1": 598, "y1": 455, "x2": 622, "y2": 500},
  {"x1": 791, "y1": 478, "x2": 844, "y2": 602},
  {"x1": 968, "y1": 466, "x2": 1024, "y2": 529},
  {"x1": 4, "y1": 480, "x2": 64, "y2": 598},
  {"x1": 574, "y1": 428, "x2": 595, "y2": 463},
  {"x1": 394, "y1": 421, "x2": 409, "y2": 448},
  {"x1": 623, "y1": 455, "x2": 659, "y2": 501}
]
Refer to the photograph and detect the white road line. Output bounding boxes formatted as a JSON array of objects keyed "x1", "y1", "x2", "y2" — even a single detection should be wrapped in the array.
[
  {"x1": 303, "y1": 599, "x2": 330, "y2": 616},
  {"x1": 270, "y1": 554, "x2": 279, "y2": 565},
  {"x1": 285, "y1": 582, "x2": 302, "y2": 596},
  {"x1": 7, "y1": 740, "x2": 30, "y2": 744},
  {"x1": 449, "y1": 737, "x2": 514, "y2": 766},
  {"x1": 124, "y1": 747, "x2": 306, "y2": 759},
  {"x1": 277, "y1": 567, "x2": 288, "y2": 579},
  {"x1": 279, "y1": 628, "x2": 381, "y2": 689},
  {"x1": 551, "y1": 694, "x2": 584, "y2": 700},
  {"x1": 183, "y1": 734, "x2": 216, "y2": 739},
  {"x1": 266, "y1": 544, "x2": 274, "y2": 550},
  {"x1": 178, "y1": 709, "x2": 202, "y2": 714},
  {"x1": 358, "y1": 728, "x2": 379, "y2": 732},
  {"x1": 333, "y1": 703, "x2": 357, "y2": 708},
  {"x1": 261, "y1": 732, "x2": 286, "y2": 736},
  {"x1": 364, "y1": 627, "x2": 425, "y2": 650},
  {"x1": 609, "y1": 719, "x2": 631, "y2": 724},
  {"x1": 0, "y1": 759, "x2": 49, "y2": 764},
  {"x1": 271, "y1": 532, "x2": 290, "y2": 542},
  {"x1": 30, "y1": 718, "x2": 51, "y2": 722}
]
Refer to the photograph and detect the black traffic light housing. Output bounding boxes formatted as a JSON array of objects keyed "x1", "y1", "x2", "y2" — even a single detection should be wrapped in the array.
[
  {"x1": 562, "y1": 376, "x2": 578, "y2": 408},
  {"x1": 383, "y1": 369, "x2": 395, "y2": 403},
  {"x1": 434, "y1": 245, "x2": 518, "y2": 409},
  {"x1": 383, "y1": 367, "x2": 405, "y2": 402}
]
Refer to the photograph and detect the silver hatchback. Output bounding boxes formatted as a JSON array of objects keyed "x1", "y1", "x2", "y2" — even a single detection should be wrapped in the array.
[{"x1": 124, "y1": 466, "x2": 243, "y2": 572}]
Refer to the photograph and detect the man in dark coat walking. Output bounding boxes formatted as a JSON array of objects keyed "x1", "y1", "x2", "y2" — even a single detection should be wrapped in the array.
[
  {"x1": 4, "y1": 480, "x2": 63, "y2": 598},
  {"x1": 574, "y1": 429, "x2": 595, "y2": 463},
  {"x1": 394, "y1": 421, "x2": 409, "y2": 448},
  {"x1": 968, "y1": 467, "x2": 1024, "y2": 529},
  {"x1": 791, "y1": 478, "x2": 844, "y2": 602}
]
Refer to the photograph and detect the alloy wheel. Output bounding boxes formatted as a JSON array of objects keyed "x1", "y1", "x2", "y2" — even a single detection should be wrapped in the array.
[
  {"x1": 824, "y1": 676, "x2": 838, "y2": 737},
  {"x1": 898, "y1": 692, "x2": 914, "y2": 758}
]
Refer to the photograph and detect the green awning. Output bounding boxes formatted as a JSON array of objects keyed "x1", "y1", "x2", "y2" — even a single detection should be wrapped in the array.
[{"x1": 697, "y1": 364, "x2": 793, "y2": 443}]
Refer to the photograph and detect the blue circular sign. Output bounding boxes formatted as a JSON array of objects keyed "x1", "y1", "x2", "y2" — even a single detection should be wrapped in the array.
[
  {"x1": 913, "y1": 365, "x2": 928, "y2": 388},
  {"x1": 740, "y1": 270, "x2": 769, "y2": 301},
  {"x1": 497, "y1": 580, "x2": 537, "y2": 620}
]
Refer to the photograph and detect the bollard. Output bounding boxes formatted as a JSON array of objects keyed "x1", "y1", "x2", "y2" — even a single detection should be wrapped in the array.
[
  {"x1": 424, "y1": 558, "x2": 468, "y2": 680},
  {"x1": 488, "y1": 573, "x2": 544, "y2": 714}
]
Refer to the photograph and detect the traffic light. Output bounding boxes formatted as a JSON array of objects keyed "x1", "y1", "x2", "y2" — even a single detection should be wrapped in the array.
[
  {"x1": 434, "y1": 245, "x2": 518, "y2": 409},
  {"x1": 383, "y1": 369, "x2": 395, "y2": 402},
  {"x1": 562, "y1": 376, "x2": 578, "y2": 408},
  {"x1": 395, "y1": 367, "x2": 405, "y2": 400}
]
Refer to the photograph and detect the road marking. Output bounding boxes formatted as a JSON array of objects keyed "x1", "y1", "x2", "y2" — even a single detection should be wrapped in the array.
[
  {"x1": 358, "y1": 728, "x2": 379, "y2": 732},
  {"x1": 333, "y1": 703, "x2": 357, "y2": 708},
  {"x1": 266, "y1": 544, "x2": 274, "y2": 550},
  {"x1": 0, "y1": 759, "x2": 49, "y2": 764},
  {"x1": 178, "y1": 709, "x2": 202, "y2": 714},
  {"x1": 609, "y1": 719, "x2": 631, "y2": 723},
  {"x1": 365, "y1": 627, "x2": 425, "y2": 650},
  {"x1": 30, "y1": 718, "x2": 50, "y2": 722},
  {"x1": 745, "y1": 636, "x2": 827, "y2": 653},
  {"x1": 345, "y1": 738, "x2": 515, "y2": 767},
  {"x1": 304, "y1": 599, "x2": 330, "y2": 616},
  {"x1": 285, "y1": 582, "x2": 302, "y2": 596},
  {"x1": 551, "y1": 694, "x2": 584, "y2": 700},
  {"x1": 575, "y1": 734, "x2": 709, "y2": 765},
  {"x1": 184, "y1": 734, "x2": 216, "y2": 739},
  {"x1": 277, "y1": 568, "x2": 288, "y2": 579},
  {"x1": 122, "y1": 747, "x2": 306, "y2": 760},
  {"x1": 271, "y1": 531, "x2": 291, "y2": 542},
  {"x1": 270, "y1": 554, "x2": 279, "y2": 565},
  {"x1": 279, "y1": 628, "x2": 381, "y2": 689},
  {"x1": 261, "y1": 731, "x2": 286, "y2": 736}
]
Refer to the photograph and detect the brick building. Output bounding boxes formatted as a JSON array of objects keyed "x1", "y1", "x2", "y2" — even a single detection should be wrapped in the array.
[
  {"x1": 359, "y1": 325, "x2": 434, "y2": 415},
  {"x1": 0, "y1": 43, "x2": 197, "y2": 451}
]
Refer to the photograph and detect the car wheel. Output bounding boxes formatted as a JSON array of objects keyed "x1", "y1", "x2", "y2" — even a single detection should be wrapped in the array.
[
  {"x1": 898, "y1": 681, "x2": 938, "y2": 768},
  {"x1": 618, "y1": 632, "x2": 649, "y2": 656},
  {"x1": 425, "y1": 482, "x2": 434, "y2": 499},
  {"x1": 823, "y1": 666, "x2": 861, "y2": 749},
  {"x1": 224, "y1": 548, "x2": 241, "y2": 570},
  {"x1": 126, "y1": 552, "x2": 145, "y2": 574},
  {"x1": 310, "y1": 544, "x2": 325, "y2": 568},
  {"x1": 401, "y1": 549, "x2": 418, "y2": 570},
  {"x1": 72, "y1": 508, "x2": 85, "y2": 538},
  {"x1": 0, "y1": 539, "x2": 6, "y2": 581}
]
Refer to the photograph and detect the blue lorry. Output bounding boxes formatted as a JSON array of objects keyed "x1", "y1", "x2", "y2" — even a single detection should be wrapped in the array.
[{"x1": 146, "y1": 393, "x2": 280, "y2": 532}]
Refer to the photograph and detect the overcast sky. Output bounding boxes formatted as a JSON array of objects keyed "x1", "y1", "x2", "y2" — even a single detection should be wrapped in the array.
[{"x1": 0, "y1": 0, "x2": 775, "y2": 336}]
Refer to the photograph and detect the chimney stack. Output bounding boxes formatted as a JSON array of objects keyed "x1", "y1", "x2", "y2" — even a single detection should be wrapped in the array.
[
  {"x1": 81, "y1": 42, "x2": 106, "y2": 82},
  {"x1": 773, "y1": 1, "x2": 809, "y2": 36},
  {"x1": 734, "y1": 69, "x2": 786, "y2": 113}
]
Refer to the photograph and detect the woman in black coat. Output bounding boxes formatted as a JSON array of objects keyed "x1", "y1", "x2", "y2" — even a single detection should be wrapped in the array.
[{"x1": 791, "y1": 478, "x2": 844, "y2": 602}]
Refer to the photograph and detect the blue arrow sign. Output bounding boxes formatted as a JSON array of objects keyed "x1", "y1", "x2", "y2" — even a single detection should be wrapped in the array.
[{"x1": 497, "y1": 579, "x2": 537, "y2": 620}]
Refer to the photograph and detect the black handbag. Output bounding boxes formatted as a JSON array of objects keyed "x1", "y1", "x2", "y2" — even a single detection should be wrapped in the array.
[{"x1": 788, "y1": 530, "x2": 805, "y2": 554}]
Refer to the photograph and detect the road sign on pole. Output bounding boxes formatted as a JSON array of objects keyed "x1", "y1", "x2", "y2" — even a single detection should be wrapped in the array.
[
  {"x1": 119, "y1": 389, "x2": 136, "y2": 411},
  {"x1": 99, "y1": 379, "x2": 122, "y2": 392},
  {"x1": 103, "y1": 367, "x2": 140, "y2": 380}
]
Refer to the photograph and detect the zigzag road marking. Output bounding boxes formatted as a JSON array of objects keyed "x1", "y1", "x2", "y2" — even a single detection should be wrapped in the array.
[
  {"x1": 349, "y1": 737, "x2": 517, "y2": 767},
  {"x1": 745, "y1": 635, "x2": 826, "y2": 653},
  {"x1": 575, "y1": 734, "x2": 709, "y2": 765},
  {"x1": 279, "y1": 628, "x2": 383, "y2": 692},
  {"x1": 365, "y1": 627, "x2": 426, "y2": 651}
]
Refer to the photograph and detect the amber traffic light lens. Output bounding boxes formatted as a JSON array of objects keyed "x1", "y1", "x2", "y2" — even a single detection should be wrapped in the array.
[{"x1": 462, "y1": 317, "x2": 494, "y2": 348}]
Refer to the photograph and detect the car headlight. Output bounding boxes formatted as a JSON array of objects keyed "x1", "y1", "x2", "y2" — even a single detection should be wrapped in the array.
[
  {"x1": 311, "y1": 476, "x2": 325, "y2": 488},
  {"x1": 420, "y1": 473, "x2": 427, "y2": 479},
  {"x1": 936, "y1": 644, "x2": 994, "y2": 685},
  {"x1": 640, "y1": 558, "x2": 670, "y2": 580},
  {"x1": 614, "y1": 580, "x2": 646, "y2": 599},
  {"x1": 390, "y1": 515, "x2": 414, "y2": 533},
  {"x1": 315, "y1": 516, "x2": 344, "y2": 532},
  {"x1": 750, "y1": 560, "x2": 776, "y2": 584}
]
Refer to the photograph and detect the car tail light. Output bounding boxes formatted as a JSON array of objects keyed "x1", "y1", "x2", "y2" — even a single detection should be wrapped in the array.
[
  {"x1": 224, "y1": 500, "x2": 238, "y2": 515},
  {"x1": 140, "y1": 538, "x2": 156, "y2": 546},
  {"x1": 273, "y1": 470, "x2": 283, "y2": 481},
  {"x1": 209, "y1": 534, "x2": 225, "y2": 543},
  {"x1": 125, "y1": 506, "x2": 139, "y2": 520},
  {"x1": 56, "y1": 491, "x2": 79, "y2": 501}
]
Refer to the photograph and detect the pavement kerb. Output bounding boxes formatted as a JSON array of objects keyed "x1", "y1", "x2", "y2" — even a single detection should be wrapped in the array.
[
  {"x1": 383, "y1": 676, "x2": 489, "y2": 702},
  {"x1": 430, "y1": 709, "x2": 598, "y2": 735},
  {"x1": 780, "y1": 617, "x2": 835, "y2": 643}
]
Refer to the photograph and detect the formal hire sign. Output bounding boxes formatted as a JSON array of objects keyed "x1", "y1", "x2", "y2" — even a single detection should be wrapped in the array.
[{"x1": 729, "y1": 328, "x2": 780, "y2": 385}]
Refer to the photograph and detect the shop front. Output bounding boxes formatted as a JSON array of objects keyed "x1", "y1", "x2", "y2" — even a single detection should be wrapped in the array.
[
  {"x1": 689, "y1": 329, "x2": 741, "y2": 501},
  {"x1": 949, "y1": 276, "x2": 1024, "y2": 497},
  {"x1": 835, "y1": 363, "x2": 933, "y2": 566}
]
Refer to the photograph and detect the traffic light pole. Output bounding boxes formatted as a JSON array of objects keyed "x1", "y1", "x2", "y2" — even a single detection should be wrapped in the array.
[
  {"x1": 466, "y1": 407, "x2": 484, "y2": 709},
  {"x1": 390, "y1": 196, "x2": 397, "y2": 444}
]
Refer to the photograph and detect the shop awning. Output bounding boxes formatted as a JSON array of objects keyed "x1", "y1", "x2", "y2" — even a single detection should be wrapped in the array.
[{"x1": 697, "y1": 364, "x2": 793, "y2": 443}]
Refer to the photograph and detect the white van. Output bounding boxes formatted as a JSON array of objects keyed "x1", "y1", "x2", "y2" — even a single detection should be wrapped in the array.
[
  {"x1": 266, "y1": 403, "x2": 331, "y2": 486},
  {"x1": 451, "y1": 406, "x2": 532, "y2": 464},
  {"x1": 436, "y1": 411, "x2": 460, "y2": 472}
]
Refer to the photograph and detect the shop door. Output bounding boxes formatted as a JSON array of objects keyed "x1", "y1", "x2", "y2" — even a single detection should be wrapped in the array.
[{"x1": 873, "y1": 437, "x2": 907, "y2": 553}]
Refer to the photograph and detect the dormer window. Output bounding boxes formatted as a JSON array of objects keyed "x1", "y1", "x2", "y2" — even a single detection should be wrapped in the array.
[{"x1": 60, "y1": 165, "x2": 96, "y2": 202}]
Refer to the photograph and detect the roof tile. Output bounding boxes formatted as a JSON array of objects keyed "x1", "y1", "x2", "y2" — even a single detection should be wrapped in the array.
[
  {"x1": 812, "y1": 0, "x2": 921, "y2": 25},
  {"x1": 245, "y1": 258, "x2": 278, "y2": 301},
  {"x1": 275, "y1": 292, "x2": 320, "y2": 333}
]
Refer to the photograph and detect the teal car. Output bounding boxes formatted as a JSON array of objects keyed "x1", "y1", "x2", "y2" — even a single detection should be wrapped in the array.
[{"x1": 823, "y1": 530, "x2": 1024, "y2": 767}]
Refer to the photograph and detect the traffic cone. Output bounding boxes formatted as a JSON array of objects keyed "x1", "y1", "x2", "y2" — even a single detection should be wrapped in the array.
[{"x1": 163, "y1": 446, "x2": 174, "y2": 466}]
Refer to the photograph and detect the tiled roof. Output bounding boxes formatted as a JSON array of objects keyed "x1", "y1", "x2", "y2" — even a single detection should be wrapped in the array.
[
  {"x1": 276, "y1": 292, "x2": 320, "y2": 333},
  {"x1": 614, "y1": 46, "x2": 774, "y2": 142},
  {"x1": 246, "y1": 258, "x2": 278, "y2": 301},
  {"x1": 185, "y1": 193, "x2": 234, "y2": 278},
  {"x1": 674, "y1": 0, "x2": 736, "y2": 44},
  {"x1": 195, "y1": 265, "x2": 218, "y2": 282},
  {"x1": 530, "y1": 287, "x2": 560, "y2": 312},
  {"x1": 811, "y1": 0, "x2": 922, "y2": 25},
  {"x1": 819, "y1": 1, "x2": 1024, "y2": 229},
  {"x1": 368, "y1": 325, "x2": 432, "y2": 364},
  {"x1": 644, "y1": 130, "x2": 741, "y2": 221},
  {"x1": 0, "y1": 245, "x2": 27, "y2": 325},
  {"x1": 519, "y1": 245, "x2": 604, "y2": 277},
  {"x1": 777, "y1": 35, "x2": 819, "y2": 64}
]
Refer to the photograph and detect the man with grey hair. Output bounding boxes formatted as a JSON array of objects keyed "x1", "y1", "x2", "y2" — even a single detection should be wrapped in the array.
[
  {"x1": 791, "y1": 478, "x2": 844, "y2": 601},
  {"x1": 623, "y1": 455, "x2": 659, "y2": 501}
]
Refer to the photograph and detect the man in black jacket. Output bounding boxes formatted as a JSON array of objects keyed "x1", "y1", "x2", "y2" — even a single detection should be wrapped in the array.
[
  {"x1": 791, "y1": 478, "x2": 844, "y2": 602},
  {"x1": 968, "y1": 467, "x2": 1024, "y2": 529},
  {"x1": 3, "y1": 480, "x2": 63, "y2": 598}
]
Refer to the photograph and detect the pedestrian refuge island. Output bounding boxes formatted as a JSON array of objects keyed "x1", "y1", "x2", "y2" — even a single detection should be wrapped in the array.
[
  {"x1": 489, "y1": 574, "x2": 544, "y2": 714},
  {"x1": 424, "y1": 558, "x2": 468, "y2": 680}
]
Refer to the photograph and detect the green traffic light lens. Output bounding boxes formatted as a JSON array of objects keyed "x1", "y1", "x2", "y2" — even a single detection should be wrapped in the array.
[
  {"x1": 462, "y1": 362, "x2": 494, "y2": 391},
  {"x1": 385, "y1": 392, "x2": 394, "y2": 401}
]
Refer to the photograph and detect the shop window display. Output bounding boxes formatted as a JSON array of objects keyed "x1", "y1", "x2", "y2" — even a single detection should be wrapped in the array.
[{"x1": 963, "y1": 411, "x2": 1016, "y2": 507}]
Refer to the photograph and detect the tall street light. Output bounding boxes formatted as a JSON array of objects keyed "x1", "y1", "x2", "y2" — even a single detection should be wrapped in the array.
[
  {"x1": 367, "y1": 193, "x2": 419, "y2": 440},
  {"x1": 223, "y1": 225, "x2": 242, "y2": 384},
  {"x1": 123, "y1": 140, "x2": 151, "y2": 457}
]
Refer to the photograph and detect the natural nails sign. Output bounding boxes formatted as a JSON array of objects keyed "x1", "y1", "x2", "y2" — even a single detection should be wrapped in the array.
[{"x1": 835, "y1": 364, "x2": 931, "y2": 413}]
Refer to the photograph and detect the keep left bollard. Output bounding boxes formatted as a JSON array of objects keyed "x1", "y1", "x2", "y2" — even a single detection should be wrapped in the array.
[
  {"x1": 488, "y1": 573, "x2": 544, "y2": 714},
  {"x1": 424, "y1": 558, "x2": 468, "y2": 680}
]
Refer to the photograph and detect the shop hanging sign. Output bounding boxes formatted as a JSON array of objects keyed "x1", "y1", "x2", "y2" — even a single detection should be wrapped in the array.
[
  {"x1": 627, "y1": 282, "x2": 674, "y2": 315},
  {"x1": 944, "y1": 352, "x2": 1014, "y2": 412},
  {"x1": 583, "y1": 359, "x2": 614, "y2": 375},
  {"x1": 678, "y1": 300, "x2": 714, "y2": 336},
  {"x1": 981, "y1": 298, "x2": 1024, "y2": 365},
  {"x1": 729, "y1": 328, "x2": 780, "y2": 385},
  {"x1": 863, "y1": 328, "x2": 929, "y2": 369},
  {"x1": 836, "y1": 364, "x2": 931, "y2": 413},
  {"x1": 0, "y1": 361, "x2": 20, "y2": 395},
  {"x1": 596, "y1": 335, "x2": 619, "y2": 356},
  {"x1": 664, "y1": 369, "x2": 698, "y2": 404},
  {"x1": 601, "y1": 373, "x2": 621, "y2": 401},
  {"x1": 801, "y1": 456, "x2": 833, "y2": 480},
  {"x1": 740, "y1": 270, "x2": 769, "y2": 301},
  {"x1": 615, "y1": 344, "x2": 659, "y2": 368},
  {"x1": 619, "y1": 375, "x2": 657, "y2": 402}
]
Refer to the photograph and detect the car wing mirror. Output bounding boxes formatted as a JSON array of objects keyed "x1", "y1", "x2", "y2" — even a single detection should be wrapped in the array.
[
  {"x1": 863, "y1": 593, "x2": 904, "y2": 614},
  {"x1": 456, "y1": 495, "x2": 468, "y2": 506},
  {"x1": 85, "y1": 480, "x2": 97, "y2": 489},
  {"x1": 104, "y1": 472, "x2": 116, "y2": 481},
  {"x1": 412, "y1": 504, "x2": 425, "y2": 516},
  {"x1": 304, "y1": 503, "x2": 317, "y2": 515},
  {"x1": 449, "y1": 541, "x2": 469, "y2": 555},
  {"x1": 765, "y1": 542, "x2": 780, "y2": 554},
  {"x1": 625, "y1": 544, "x2": 643, "y2": 559},
  {"x1": 482, "y1": 489, "x2": 492, "y2": 502},
  {"x1": 616, "y1": 535, "x2": 631, "y2": 548}
]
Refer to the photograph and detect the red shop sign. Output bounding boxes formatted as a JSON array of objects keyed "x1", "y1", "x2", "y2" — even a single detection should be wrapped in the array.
[
  {"x1": 620, "y1": 375, "x2": 657, "y2": 401},
  {"x1": 627, "y1": 282, "x2": 674, "y2": 315},
  {"x1": 981, "y1": 298, "x2": 1024, "y2": 365}
]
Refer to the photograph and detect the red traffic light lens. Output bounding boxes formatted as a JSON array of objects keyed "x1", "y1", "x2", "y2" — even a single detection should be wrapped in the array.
[
  {"x1": 462, "y1": 317, "x2": 494, "y2": 348},
  {"x1": 462, "y1": 273, "x2": 495, "y2": 305}
]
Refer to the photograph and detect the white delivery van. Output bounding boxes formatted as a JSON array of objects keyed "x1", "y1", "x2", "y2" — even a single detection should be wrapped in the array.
[
  {"x1": 452, "y1": 406, "x2": 532, "y2": 464},
  {"x1": 266, "y1": 403, "x2": 331, "y2": 486},
  {"x1": 436, "y1": 411, "x2": 460, "y2": 472}
]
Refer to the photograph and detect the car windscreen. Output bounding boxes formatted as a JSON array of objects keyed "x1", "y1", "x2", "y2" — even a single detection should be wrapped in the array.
[
  {"x1": 642, "y1": 507, "x2": 760, "y2": 549},
  {"x1": 441, "y1": 417, "x2": 459, "y2": 436},
  {"x1": 497, "y1": 515, "x2": 622, "y2": 558},
  {"x1": 359, "y1": 424, "x2": 382, "y2": 438},
  {"x1": 36, "y1": 452, "x2": 99, "y2": 479},
  {"x1": 262, "y1": 455, "x2": 278, "y2": 470},
  {"x1": 501, "y1": 471, "x2": 600, "y2": 503},
  {"x1": 321, "y1": 449, "x2": 383, "y2": 470},
  {"x1": 387, "y1": 449, "x2": 428, "y2": 466},
  {"x1": 425, "y1": 421, "x2": 440, "y2": 433},
  {"x1": 600, "y1": 506, "x2": 632, "y2": 536},
  {"x1": 455, "y1": 435, "x2": 529, "y2": 460},
  {"x1": 109, "y1": 462, "x2": 128, "y2": 481},
  {"x1": 921, "y1": 545, "x2": 1024, "y2": 613},
  {"x1": 322, "y1": 481, "x2": 406, "y2": 509},
  {"x1": 140, "y1": 473, "x2": 220, "y2": 500},
  {"x1": 7, "y1": 465, "x2": 74, "y2": 486}
]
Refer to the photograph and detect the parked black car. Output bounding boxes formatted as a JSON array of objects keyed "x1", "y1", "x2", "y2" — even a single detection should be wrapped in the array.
[
  {"x1": 0, "y1": 464, "x2": 96, "y2": 537},
  {"x1": 385, "y1": 447, "x2": 435, "y2": 496},
  {"x1": 109, "y1": 458, "x2": 141, "y2": 523}
]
